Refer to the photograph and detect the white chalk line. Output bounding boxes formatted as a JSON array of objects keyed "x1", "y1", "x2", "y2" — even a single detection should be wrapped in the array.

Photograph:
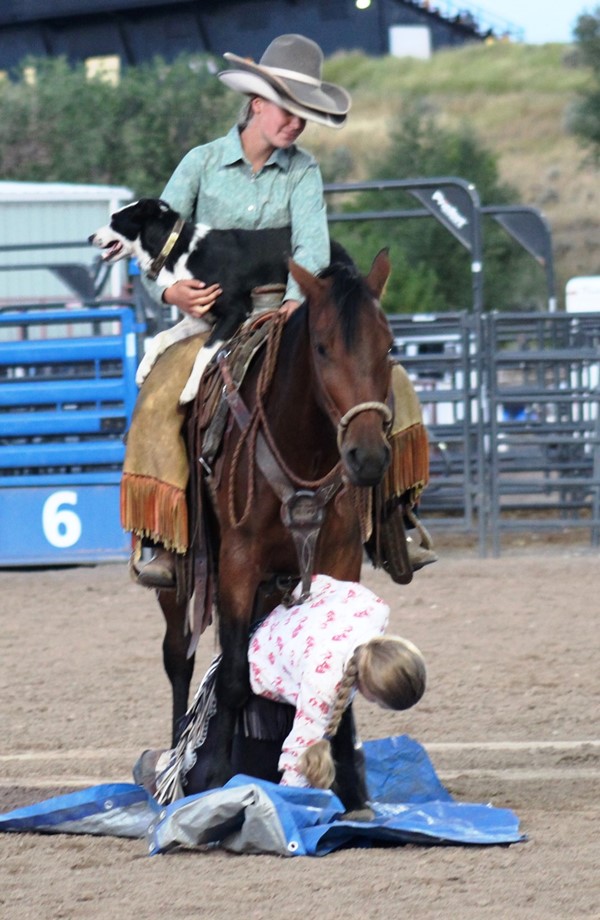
[
  {"x1": 1, "y1": 739, "x2": 598, "y2": 764},
  {"x1": 0, "y1": 748, "x2": 140, "y2": 763},
  {"x1": 0, "y1": 777, "x2": 129, "y2": 790},
  {"x1": 0, "y1": 768, "x2": 598, "y2": 791},
  {"x1": 0, "y1": 740, "x2": 598, "y2": 791},
  {"x1": 438, "y1": 768, "x2": 600, "y2": 782},
  {"x1": 428, "y1": 740, "x2": 600, "y2": 752}
]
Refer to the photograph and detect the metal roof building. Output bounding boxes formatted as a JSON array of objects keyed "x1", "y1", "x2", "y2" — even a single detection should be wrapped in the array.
[{"x1": 0, "y1": 0, "x2": 522, "y2": 70}]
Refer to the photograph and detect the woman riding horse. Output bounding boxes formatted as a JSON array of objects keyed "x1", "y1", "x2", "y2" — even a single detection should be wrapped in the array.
[
  {"x1": 122, "y1": 34, "x2": 352, "y2": 588},
  {"x1": 120, "y1": 33, "x2": 435, "y2": 590}
]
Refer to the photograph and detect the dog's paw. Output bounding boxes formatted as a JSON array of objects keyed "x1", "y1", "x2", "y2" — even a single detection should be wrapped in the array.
[
  {"x1": 178, "y1": 349, "x2": 213, "y2": 404},
  {"x1": 135, "y1": 333, "x2": 173, "y2": 385},
  {"x1": 135, "y1": 349, "x2": 161, "y2": 386},
  {"x1": 135, "y1": 353, "x2": 154, "y2": 386},
  {"x1": 179, "y1": 373, "x2": 200, "y2": 405}
]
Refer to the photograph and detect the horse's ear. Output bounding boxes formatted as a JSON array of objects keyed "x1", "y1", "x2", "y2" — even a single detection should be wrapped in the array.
[
  {"x1": 288, "y1": 258, "x2": 326, "y2": 300},
  {"x1": 366, "y1": 248, "x2": 391, "y2": 300}
]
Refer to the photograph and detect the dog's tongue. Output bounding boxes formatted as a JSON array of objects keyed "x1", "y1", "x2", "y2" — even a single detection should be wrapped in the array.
[{"x1": 103, "y1": 241, "x2": 123, "y2": 260}]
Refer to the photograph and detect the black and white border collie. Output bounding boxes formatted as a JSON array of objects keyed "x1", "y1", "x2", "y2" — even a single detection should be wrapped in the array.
[{"x1": 89, "y1": 198, "x2": 291, "y2": 403}]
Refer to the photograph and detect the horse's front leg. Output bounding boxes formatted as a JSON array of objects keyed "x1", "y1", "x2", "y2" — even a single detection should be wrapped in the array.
[
  {"x1": 330, "y1": 705, "x2": 371, "y2": 816},
  {"x1": 202, "y1": 618, "x2": 252, "y2": 789},
  {"x1": 157, "y1": 589, "x2": 195, "y2": 746},
  {"x1": 202, "y1": 558, "x2": 260, "y2": 789}
]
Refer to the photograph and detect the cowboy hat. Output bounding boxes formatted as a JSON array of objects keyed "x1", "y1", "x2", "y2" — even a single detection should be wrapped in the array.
[{"x1": 218, "y1": 33, "x2": 351, "y2": 129}]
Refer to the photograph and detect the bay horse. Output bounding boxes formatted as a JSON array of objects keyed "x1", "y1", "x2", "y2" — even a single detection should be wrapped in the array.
[{"x1": 158, "y1": 248, "x2": 396, "y2": 810}]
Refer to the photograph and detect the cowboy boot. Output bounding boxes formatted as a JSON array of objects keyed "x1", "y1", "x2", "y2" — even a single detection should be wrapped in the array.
[
  {"x1": 405, "y1": 508, "x2": 437, "y2": 571},
  {"x1": 406, "y1": 535, "x2": 438, "y2": 571},
  {"x1": 132, "y1": 543, "x2": 177, "y2": 589}
]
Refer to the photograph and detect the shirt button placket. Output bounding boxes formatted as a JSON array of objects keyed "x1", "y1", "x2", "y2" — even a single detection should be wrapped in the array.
[{"x1": 247, "y1": 167, "x2": 260, "y2": 225}]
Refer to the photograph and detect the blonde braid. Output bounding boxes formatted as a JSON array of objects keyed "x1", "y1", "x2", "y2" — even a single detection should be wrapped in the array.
[{"x1": 297, "y1": 651, "x2": 361, "y2": 789}]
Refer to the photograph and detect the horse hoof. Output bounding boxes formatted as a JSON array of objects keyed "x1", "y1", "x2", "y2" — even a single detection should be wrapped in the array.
[{"x1": 133, "y1": 749, "x2": 166, "y2": 797}]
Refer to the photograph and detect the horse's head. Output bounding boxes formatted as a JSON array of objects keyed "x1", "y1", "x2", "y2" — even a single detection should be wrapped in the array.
[{"x1": 289, "y1": 249, "x2": 394, "y2": 487}]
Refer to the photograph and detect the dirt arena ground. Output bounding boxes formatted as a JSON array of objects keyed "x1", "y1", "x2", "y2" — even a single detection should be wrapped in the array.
[{"x1": 1, "y1": 534, "x2": 599, "y2": 920}]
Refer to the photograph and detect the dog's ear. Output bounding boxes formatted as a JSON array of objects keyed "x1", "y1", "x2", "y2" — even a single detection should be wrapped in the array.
[
  {"x1": 135, "y1": 197, "x2": 161, "y2": 215},
  {"x1": 127, "y1": 198, "x2": 174, "y2": 225}
]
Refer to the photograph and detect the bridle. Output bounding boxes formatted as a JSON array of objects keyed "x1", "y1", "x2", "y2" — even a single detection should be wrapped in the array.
[{"x1": 337, "y1": 401, "x2": 393, "y2": 452}]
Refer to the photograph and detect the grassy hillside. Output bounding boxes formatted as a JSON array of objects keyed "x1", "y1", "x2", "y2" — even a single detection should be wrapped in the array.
[{"x1": 309, "y1": 42, "x2": 597, "y2": 308}]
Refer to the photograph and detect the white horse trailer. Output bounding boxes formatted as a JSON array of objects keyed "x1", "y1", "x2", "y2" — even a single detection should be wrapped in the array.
[
  {"x1": 0, "y1": 181, "x2": 133, "y2": 305},
  {"x1": 566, "y1": 276, "x2": 600, "y2": 314}
]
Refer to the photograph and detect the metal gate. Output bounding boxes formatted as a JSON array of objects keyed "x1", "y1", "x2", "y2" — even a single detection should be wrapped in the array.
[
  {"x1": 389, "y1": 312, "x2": 480, "y2": 532},
  {"x1": 0, "y1": 304, "x2": 140, "y2": 566},
  {"x1": 390, "y1": 311, "x2": 600, "y2": 555},
  {"x1": 485, "y1": 311, "x2": 600, "y2": 553}
]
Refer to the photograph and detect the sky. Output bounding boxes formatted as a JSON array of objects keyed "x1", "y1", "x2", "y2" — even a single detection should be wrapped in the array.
[{"x1": 481, "y1": 1, "x2": 590, "y2": 43}]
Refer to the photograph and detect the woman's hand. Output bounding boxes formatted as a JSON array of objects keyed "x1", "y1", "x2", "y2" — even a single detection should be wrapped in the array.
[{"x1": 163, "y1": 279, "x2": 222, "y2": 317}]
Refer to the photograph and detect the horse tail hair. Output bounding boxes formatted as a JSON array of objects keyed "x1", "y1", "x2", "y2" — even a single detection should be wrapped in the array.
[{"x1": 297, "y1": 651, "x2": 361, "y2": 789}]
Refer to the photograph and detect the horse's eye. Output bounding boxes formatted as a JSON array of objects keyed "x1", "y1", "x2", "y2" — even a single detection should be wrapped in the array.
[{"x1": 315, "y1": 342, "x2": 327, "y2": 357}]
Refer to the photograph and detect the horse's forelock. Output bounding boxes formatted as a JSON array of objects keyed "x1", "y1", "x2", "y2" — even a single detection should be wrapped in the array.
[{"x1": 318, "y1": 262, "x2": 370, "y2": 348}]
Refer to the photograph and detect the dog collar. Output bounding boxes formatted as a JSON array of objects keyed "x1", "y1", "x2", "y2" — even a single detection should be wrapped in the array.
[{"x1": 147, "y1": 217, "x2": 186, "y2": 280}]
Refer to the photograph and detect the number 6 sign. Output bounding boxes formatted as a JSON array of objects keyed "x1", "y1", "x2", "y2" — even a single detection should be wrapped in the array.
[
  {"x1": 0, "y1": 484, "x2": 129, "y2": 565},
  {"x1": 42, "y1": 491, "x2": 82, "y2": 548}
]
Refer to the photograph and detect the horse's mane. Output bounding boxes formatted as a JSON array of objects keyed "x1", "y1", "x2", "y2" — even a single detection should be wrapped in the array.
[
  {"x1": 283, "y1": 244, "x2": 374, "y2": 349},
  {"x1": 318, "y1": 245, "x2": 372, "y2": 349}
]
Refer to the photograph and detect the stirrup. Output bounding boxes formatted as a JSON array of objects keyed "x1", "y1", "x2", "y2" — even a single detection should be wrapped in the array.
[
  {"x1": 404, "y1": 507, "x2": 437, "y2": 571},
  {"x1": 405, "y1": 506, "x2": 435, "y2": 551}
]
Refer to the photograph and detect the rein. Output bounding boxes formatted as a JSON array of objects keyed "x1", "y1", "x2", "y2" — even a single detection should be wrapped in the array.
[
  {"x1": 147, "y1": 216, "x2": 186, "y2": 280},
  {"x1": 223, "y1": 316, "x2": 342, "y2": 528}
]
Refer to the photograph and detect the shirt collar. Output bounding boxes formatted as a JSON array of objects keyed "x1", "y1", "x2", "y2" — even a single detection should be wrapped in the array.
[{"x1": 222, "y1": 125, "x2": 292, "y2": 173}]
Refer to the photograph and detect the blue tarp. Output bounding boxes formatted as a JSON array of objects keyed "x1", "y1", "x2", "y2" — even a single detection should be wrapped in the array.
[{"x1": 0, "y1": 735, "x2": 525, "y2": 856}]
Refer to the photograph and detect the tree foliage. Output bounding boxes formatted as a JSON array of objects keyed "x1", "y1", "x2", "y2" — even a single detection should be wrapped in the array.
[
  {"x1": 0, "y1": 56, "x2": 543, "y2": 313},
  {"x1": 568, "y1": 6, "x2": 600, "y2": 162},
  {"x1": 331, "y1": 102, "x2": 541, "y2": 314},
  {"x1": 0, "y1": 54, "x2": 237, "y2": 194}
]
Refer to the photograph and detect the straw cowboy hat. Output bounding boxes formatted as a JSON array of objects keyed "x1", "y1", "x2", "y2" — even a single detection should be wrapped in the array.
[{"x1": 218, "y1": 33, "x2": 351, "y2": 129}]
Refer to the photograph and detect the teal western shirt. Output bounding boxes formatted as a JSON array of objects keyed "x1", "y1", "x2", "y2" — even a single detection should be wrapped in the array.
[{"x1": 143, "y1": 124, "x2": 330, "y2": 304}]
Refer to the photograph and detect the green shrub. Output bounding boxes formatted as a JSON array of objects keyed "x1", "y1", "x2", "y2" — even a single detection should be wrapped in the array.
[{"x1": 0, "y1": 54, "x2": 237, "y2": 194}]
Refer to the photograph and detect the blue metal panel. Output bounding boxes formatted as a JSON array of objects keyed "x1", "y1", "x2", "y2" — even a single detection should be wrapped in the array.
[
  {"x1": 0, "y1": 377, "x2": 131, "y2": 407},
  {"x1": 0, "y1": 307, "x2": 133, "y2": 324},
  {"x1": 0, "y1": 439, "x2": 125, "y2": 471},
  {"x1": 0, "y1": 484, "x2": 131, "y2": 566},
  {"x1": 0, "y1": 304, "x2": 140, "y2": 565},
  {"x1": 1, "y1": 471, "x2": 122, "y2": 487},
  {"x1": 0, "y1": 334, "x2": 127, "y2": 363},
  {"x1": 1, "y1": 407, "x2": 127, "y2": 438}
]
